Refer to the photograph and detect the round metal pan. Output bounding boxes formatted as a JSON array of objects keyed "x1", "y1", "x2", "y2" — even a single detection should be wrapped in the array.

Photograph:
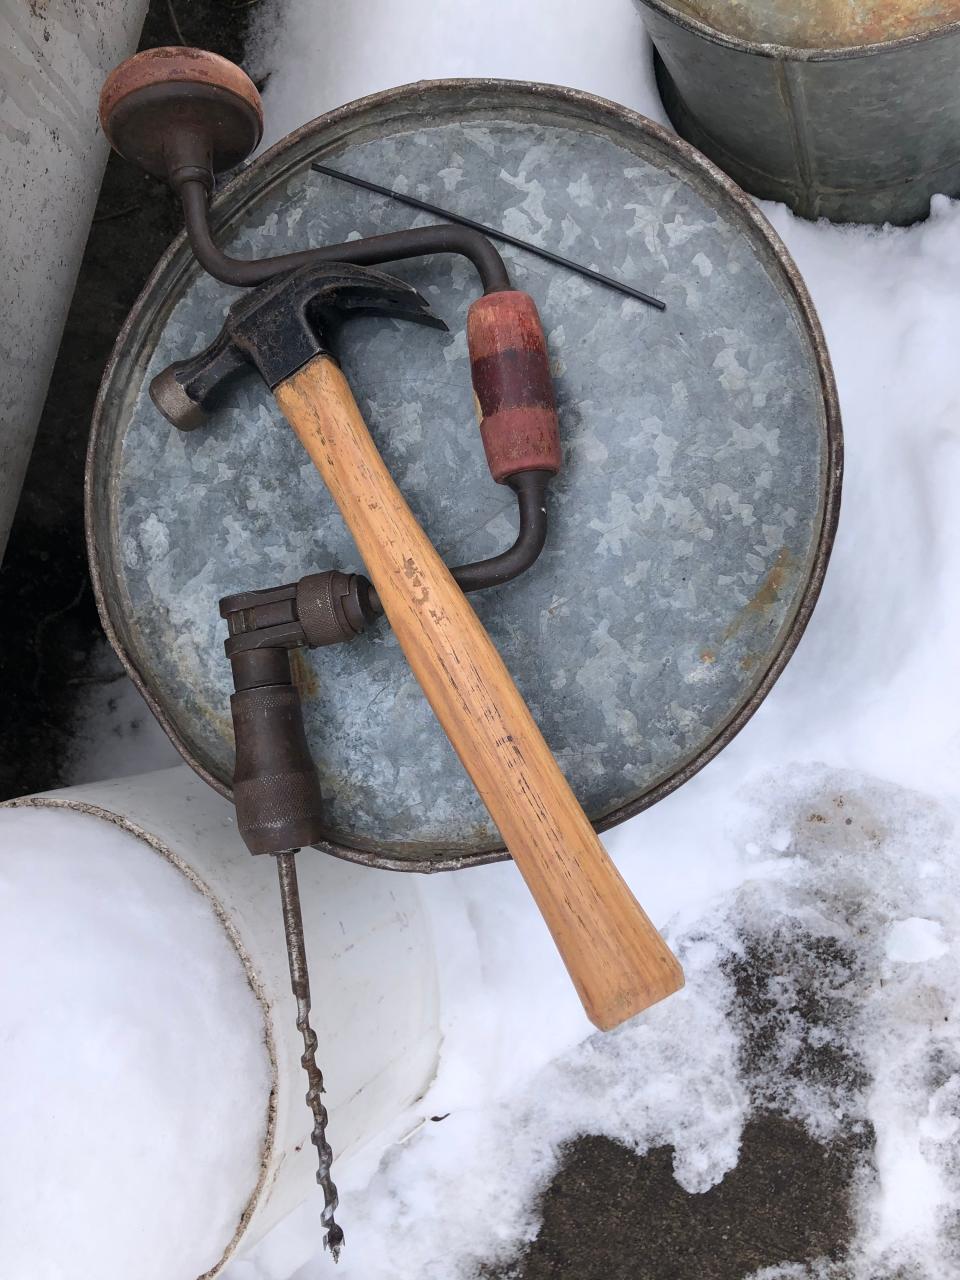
[{"x1": 87, "y1": 79, "x2": 842, "y2": 872}]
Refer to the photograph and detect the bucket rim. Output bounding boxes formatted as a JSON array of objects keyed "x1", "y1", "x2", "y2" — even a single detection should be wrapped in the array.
[{"x1": 637, "y1": 0, "x2": 960, "y2": 62}]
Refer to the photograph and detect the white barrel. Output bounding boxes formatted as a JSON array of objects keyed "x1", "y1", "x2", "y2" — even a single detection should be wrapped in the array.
[
  {"x1": 0, "y1": 0, "x2": 150, "y2": 560},
  {"x1": 0, "y1": 767, "x2": 441, "y2": 1278}
]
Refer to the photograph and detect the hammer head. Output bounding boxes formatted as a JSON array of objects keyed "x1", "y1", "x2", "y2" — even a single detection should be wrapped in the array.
[{"x1": 150, "y1": 260, "x2": 447, "y2": 430}]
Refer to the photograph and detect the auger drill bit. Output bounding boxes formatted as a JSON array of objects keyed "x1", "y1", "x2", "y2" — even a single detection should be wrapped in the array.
[{"x1": 276, "y1": 851, "x2": 343, "y2": 1258}]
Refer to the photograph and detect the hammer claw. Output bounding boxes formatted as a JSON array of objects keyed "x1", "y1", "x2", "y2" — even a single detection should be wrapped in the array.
[{"x1": 333, "y1": 284, "x2": 448, "y2": 332}]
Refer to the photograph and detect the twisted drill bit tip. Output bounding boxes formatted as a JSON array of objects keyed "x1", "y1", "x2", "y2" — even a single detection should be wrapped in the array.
[
  {"x1": 275, "y1": 851, "x2": 344, "y2": 1258},
  {"x1": 326, "y1": 1223, "x2": 345, "y2": 1260}
]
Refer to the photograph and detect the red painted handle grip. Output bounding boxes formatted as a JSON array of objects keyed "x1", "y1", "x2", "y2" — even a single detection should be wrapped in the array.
[{"x1": 467, "y1": 290, "x2": 561, "y2": 484}]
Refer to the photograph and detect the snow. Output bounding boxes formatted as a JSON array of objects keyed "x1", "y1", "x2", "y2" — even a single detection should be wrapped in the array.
[
  {"x1": 64, "y1": 640, "x2": 181, "y2": 787},
  {"x1": 51, "y1": 1, "x2": 960, "y2": 1274},
  {"x1": 0, "y1": 805, "x2": 271, "y2": 1280},
  {"x1": 246, "y1": 0, "x2": 666, "y2": 150},
  {"x1": 886, "y1": 917, "x2": 949, "y2": 965}
]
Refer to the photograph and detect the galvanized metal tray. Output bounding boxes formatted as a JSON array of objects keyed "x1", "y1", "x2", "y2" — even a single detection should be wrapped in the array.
[{"x1": 87, "y1": 80, "x2": 842, "y2": 871}]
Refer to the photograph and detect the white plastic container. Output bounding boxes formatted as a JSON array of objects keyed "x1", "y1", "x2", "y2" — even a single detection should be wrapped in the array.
[
  {"x1": 0, "y1": 0, "x2": 150, "y2": 559},
  {"x1": 2, "y1": 766, "x2": 441, "y2": 1277}
]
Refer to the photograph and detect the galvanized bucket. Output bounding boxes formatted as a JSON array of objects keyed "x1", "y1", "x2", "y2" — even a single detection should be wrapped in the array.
[
  {"x1": 87, "y1": 80, "x2": 842, "y2": 872},
  {"x1": 637, "y1": 0, "x2": 960, "y2": 224}
]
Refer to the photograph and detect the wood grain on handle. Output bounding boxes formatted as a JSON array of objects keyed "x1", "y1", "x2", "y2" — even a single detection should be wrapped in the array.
[{"x1": 275, "y1": 355, "x2": 684, "y2": 1029}]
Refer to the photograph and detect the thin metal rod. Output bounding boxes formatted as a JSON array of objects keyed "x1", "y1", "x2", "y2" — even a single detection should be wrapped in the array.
[
  {"x1": 311, "y1": 162, "x2": 667, "y2": 312},
  {"x1": 275, "y1": 851, "x2": 344, "y2": 1259}
]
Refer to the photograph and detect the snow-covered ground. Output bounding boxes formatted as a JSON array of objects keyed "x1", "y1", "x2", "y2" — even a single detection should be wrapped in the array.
[
  {"x1": 59, "y1": 1, "x2": 960, "y2": 1275},
  {"x1": 63, "y1": 640, "x2": 180, "y2": 786}
]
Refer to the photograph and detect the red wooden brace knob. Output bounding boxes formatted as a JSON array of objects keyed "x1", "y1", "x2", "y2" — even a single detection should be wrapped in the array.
[{"x1": 467, "y1": 291, "x2": 561, "y2": 484}]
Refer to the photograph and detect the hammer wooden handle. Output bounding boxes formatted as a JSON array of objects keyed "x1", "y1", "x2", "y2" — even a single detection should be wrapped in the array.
[{"x1": 275, "y1": 354, "x2": 684, "y2": 1029}]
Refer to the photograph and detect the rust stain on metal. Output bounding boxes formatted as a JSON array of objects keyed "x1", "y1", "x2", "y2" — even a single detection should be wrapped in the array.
[
  {"x1": 290, "y1": 648, "x2": 319, "y2": 699},
  {"x1": 723, "y1": 547, "x2": 794, "y2": 641},
  {"x1": 746, "y1": 546, "x2": 792, "y2": 614}
]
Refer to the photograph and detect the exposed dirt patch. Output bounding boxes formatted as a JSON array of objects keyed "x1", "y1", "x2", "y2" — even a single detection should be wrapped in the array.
[{"x1": 491, "y1": 1116, "x2": 862, "y2": 1280}]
